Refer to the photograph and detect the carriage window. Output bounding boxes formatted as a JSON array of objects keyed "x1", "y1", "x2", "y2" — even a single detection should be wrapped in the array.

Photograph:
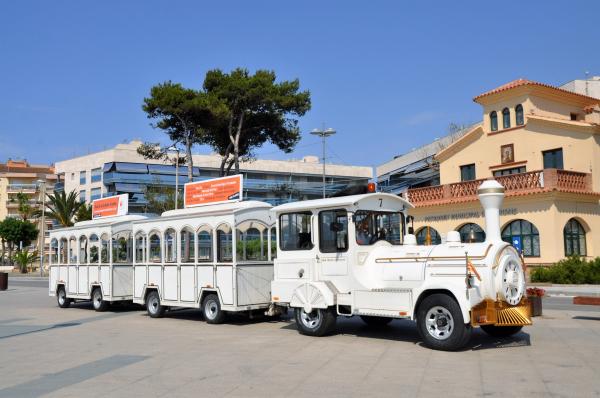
[
  {"x1": 198, "y1": 230, "x2": 212, "y2": 262},
  {"x1": 355, "y1": 211, "x2": 403, "y2": 246},
  {"x1": 237, "y1": 227, "x2": 267, "y2": 262},
  {"x1": 69, "y1": 237, "x2": 77, "y2": 264},
  {"x1": 100, "y1": 234, "x2": 110, "y2": 263},
  {"x1": 59, "y1": 238, "x2": 68, "y2": 264},
  {"x1": 280, "y1": 212, "x2": 313, "y2": 251},
  {"x1": 149, "y1": 233, "x2": 162, "y2": 262},
  {"x1": 79, "y1": 236, "x2": 88, "y2": 264},
  {"x1": 50, "y1": 239, "x2": 58, "y2": 264},
  {"x1": 112, "y1": 234, "x2": 131, "y2": 263},
  {"x1": 217, "y1": 226, "x2": 233, "y2": 262},
  {"x1": 135, "y1": 233, "x2": 146, "y2": 263},
  {"x1": 319, "y1": 209, "x2": 348, "y2": 253},
  {"x1": 180, "y1": 228, "x2": 195, "y2": 263},
  {"x1": 90, "y1": 234, "x2": 99, "y2": 263},
  {"x1": 270, "y1": 227, "x2": 277, "y2": 259},
  {"x1": 165, "y1": 229, "x2": 177, "y2": 263}
]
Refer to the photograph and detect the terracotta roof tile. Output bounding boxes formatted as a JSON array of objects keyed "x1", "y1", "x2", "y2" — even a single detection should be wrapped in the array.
[{"x1": 473, "y1": 78, "x2": 600, "y2": 103}]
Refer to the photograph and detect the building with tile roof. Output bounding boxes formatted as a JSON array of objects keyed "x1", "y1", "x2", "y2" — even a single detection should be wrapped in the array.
[{"x1": 402, "y1": 78, "x2": 600, "y2": 267}]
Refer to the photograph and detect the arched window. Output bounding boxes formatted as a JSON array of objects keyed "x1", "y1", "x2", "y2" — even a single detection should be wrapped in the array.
[
  {"x1": 515, "y1": 104, "x2": 524, "y2": 126},
  {"x1": 89, "y1": 234, "x2": 99, "y2": 263},
  {"x1": 59, "y1": 238, "x2": 68, "y2": 264},
  {"x1": 50, "y1": 238, "x2": 58, "y2": 265},
  {"x1": 270, "y1": 227, "x2": 277, "y2": 259},
  {"x1": 501, "y1": 219, "x2": 540, "y2": 257},
  {"x1": 502, "y1": 108, "x2": 511, "y2": 129},
  {"x1": 149, "y1": 233, "x2": 162, "y2": 262},
  {"x1": 100, "y1": 234, "x2": 110, "y2": 263},
  {"x1": 69, "y1": 236, "x2": 77, "y2": 264},
  {"x1": 564, "y1": 219, "x2": 586, "y2": 256},
  {"x1": 79, "y1": 236, "x2": 88, "y2": 264},
  {"x1": 216, "y1": 224, "x2": 233, "y2": 262},
  {"x1": 164, "y1": 229, "x2": 177, "y2": 263},
  {"x1": 457, "y1": 223, "x2": 486, "y2": 243},
  {"x1": 490, "y1": 111, "x2": 498, "y2": 132},
  {"x1": 197, "y1": 228, "x2": 212, "y2": 262},
  {"x1": 416, "y1": 227, "x2": 442, "y2": 245},
  {"x1": 112, "y1": 232, "x2": 131, "y2": 263},
  {"x1": 135, "y1": 233, "x2": 146, "y2": 263},
  {"x1": 236, "y1": 226, "x2": 267, "y2": 262},
  {"x1": 180, "y1": 228, "x2": 195, "y2": 263}
]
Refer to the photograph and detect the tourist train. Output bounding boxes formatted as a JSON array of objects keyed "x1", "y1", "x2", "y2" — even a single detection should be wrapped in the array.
[{"x1": 49, "y1": 176, "x2": 531, "y2": 351}]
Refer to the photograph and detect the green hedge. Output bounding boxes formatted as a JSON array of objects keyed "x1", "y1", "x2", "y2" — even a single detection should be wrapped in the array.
[{"x1": 531, "y1": 256, "x2": 600, "y2": 284}]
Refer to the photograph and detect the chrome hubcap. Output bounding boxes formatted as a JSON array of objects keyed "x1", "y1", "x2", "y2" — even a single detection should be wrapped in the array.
[
  {"x1": 58, "y1": 291, "x2": 65, "y2": 304},
  {"x1": 425, "y1": 306, "x2": 454, "y2": 340},
  {"x1": 300, "y1": 309, "x2": 321, "y2": 329},
  {"x1": 205, "y1": 301, "x2": 218, "y2": 319},
  {"x1": 93, "y1": 292, "x2": 101, "y2": 308},
  {"x1": 148, "y1": 297, "x2": 159, "y2": 314}
]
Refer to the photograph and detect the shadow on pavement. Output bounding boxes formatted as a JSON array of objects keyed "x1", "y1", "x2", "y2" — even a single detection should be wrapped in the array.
[
  {"x1": 280, "y1": 317, "x2": 531, "y2": 351},
  {"x1": 572, "y1": 315, "x2": 600, "y2": 321}
]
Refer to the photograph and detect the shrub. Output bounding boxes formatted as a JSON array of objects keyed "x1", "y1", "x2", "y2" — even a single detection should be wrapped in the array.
[{"x1": 531, "y1": 256, "x2": 600, "y2": 284}]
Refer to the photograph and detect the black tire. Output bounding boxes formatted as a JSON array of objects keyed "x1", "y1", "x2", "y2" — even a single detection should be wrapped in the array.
[
  {"x1": 416, "y1": 294, "x2": 472, "y2": 351},
  {"x1": 146, "y1": 290, "x2": 165, "y2": 318},
  {"x1": 480, "y1": 325, "x2": 523, "y2": 338},
  {"x1": 294, "y1": 307, "x2": 337, "y2": 337},
  {"x1": 56, "y1": 286, "x2": 70, "y2": 308},
  {"x1": 92, "y1": 288, "x2": 109, "y2": 312},
  {"x1": 203, "y1": 294, "x2": 226, "y2": 324},
  {"x1": 360, "y1": 316, "x2": 393, "y2": 327}
]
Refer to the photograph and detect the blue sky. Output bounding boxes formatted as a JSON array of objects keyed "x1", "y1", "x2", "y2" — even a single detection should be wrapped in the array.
[{"x1": 1, "y1": 1, "x2": 599, "y2": 169}]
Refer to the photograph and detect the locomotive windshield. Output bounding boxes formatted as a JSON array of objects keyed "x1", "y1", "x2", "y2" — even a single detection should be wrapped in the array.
[{"x1": 354, "y1": 210, "x2": 404, "y2": 246}]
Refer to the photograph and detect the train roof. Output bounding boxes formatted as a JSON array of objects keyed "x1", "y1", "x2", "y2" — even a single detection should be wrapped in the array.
[{"x1": 272, "y1": 193, "x2": 413, "y2": 214}]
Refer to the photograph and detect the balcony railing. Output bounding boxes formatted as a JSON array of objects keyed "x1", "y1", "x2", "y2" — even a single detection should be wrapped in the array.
[
  {"x1": 407, "y1": 169, "x2": 595, "y2": 206},
  {"x1": 7, "y1": 183, "x2": 39, "y2": 192}
]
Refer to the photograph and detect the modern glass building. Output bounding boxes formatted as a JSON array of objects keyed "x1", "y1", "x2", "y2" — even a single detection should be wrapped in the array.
[{"x1": 55, "y1": 141, "x2": 373, "y2": 213}]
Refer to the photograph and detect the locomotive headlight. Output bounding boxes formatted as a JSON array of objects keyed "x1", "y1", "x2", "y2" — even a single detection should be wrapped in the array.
[{"x1": 495, "y1": 247, "x2": 526, "y2": 306}]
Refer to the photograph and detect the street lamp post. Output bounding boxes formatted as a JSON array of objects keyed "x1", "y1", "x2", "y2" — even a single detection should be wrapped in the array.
[
  {"x1": 310, "y1": 127, "x2": 336, "y2": 198},
  {"x1": 36, "y1": 179, "x2": 46, "y2": 277},
  {"x1": 167, "y1": 146, "x2": 180, "y2": 209}
]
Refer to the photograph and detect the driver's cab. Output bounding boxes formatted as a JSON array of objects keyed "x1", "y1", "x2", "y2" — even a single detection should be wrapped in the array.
[{"x1": 272, "y1": 192, "x2": 417, "y2": 299}]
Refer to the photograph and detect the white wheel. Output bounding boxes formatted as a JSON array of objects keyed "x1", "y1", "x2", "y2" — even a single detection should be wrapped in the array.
[
  {"x1": 146, "y1": 290, "x2": 165, "y2": 318},
  {"x1": 425, "y1": 306, "x2": 455, "y2": 341},
  {"x1": 92, "y1": 288, "x2": 108, "y2": 312},
  {"x1": 497, "y1": 253, "x2": 525, "y2": 306},
  {"x1": 299, "y1": 309, "x2": 322, "y2": 329},
  {"x1": 294, "y1": 307, "x2": 336, "y2": 336},
  {"x1": 57, "y1": 286, "x2": 70, "y2": 308},
  {"x1": 416, "y1": 294, "x2": 471, "y2": 351},
  {"x1": 203, "y1": 294, "x2": 225, "y2": 324}
]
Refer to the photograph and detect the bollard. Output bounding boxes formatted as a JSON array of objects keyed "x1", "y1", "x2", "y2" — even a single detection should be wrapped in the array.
[{"x1": 0, "y1": 272, "x2": 7, "y2": 291}]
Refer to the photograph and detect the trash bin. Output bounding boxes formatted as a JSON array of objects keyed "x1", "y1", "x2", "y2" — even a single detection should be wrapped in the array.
[{"x1": 0, "y1": 272, "x2": 7, "y2": 291}]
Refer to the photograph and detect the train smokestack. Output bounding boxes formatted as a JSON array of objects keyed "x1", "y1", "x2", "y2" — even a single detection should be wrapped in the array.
[{"x1": 477, "y1": 180, "x2": 504, "y2": 242}]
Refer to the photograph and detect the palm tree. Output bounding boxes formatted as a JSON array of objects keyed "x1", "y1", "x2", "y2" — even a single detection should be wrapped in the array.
[
  {"x1": 44, "y1": 191, "x2": 82, "y2": 227},
  {"x1": 13, "y1": 250, "x2": 38, "y2": 273},
  {"x1": 75, "y1": 203, "x2": 93, "y2": 223}
]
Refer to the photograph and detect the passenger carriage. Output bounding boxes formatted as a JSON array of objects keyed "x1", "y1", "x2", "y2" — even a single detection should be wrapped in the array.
[
  {"x1": 48, "y1": 215, "x2": 148, "y2": 310},
  {"x1": 131, "y1": 200, "x2": 276, "y2": 322}
]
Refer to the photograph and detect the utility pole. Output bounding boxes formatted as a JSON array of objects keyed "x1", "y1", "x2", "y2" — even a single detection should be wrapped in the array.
[
  {"x1": 168, "y1": 146, "x2": 180, "y2": 209},
  {"x1": 310, "y1": 127, "x2": 336, "y2": 198},
  {"x1": 36, "y1": 179, "x2": 46, "y2": 277}
]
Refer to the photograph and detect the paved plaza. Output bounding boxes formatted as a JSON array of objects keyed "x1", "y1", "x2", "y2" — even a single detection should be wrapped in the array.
[{"x1": 1, "y1": 278, "x2": 599, "y2": 397}]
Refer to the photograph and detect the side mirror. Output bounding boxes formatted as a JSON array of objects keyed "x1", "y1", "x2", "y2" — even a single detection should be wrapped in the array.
[{"x1": 408, "y1": 227, "x2": 414, "y2": 234}]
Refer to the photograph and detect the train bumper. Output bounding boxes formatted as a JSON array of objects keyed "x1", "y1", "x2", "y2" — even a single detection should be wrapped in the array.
[{"x1": 470, "y1": 298, "x2": 532, "y2": 327}]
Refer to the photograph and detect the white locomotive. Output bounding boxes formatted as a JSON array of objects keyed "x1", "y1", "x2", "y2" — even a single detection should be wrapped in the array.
[{"x1": 271, "y1": 180, "x2": 531, "y2": 350}]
